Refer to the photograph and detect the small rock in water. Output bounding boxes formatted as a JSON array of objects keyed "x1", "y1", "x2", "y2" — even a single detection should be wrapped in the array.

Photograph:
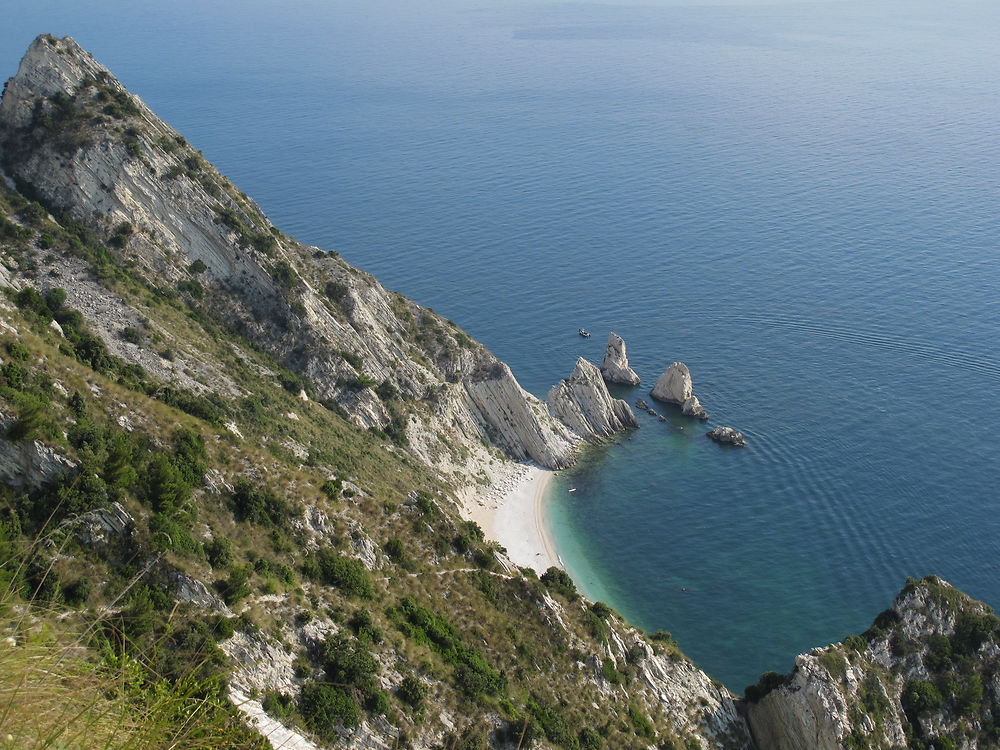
[{"x1": 707, "y1": 426, "x2": 746, "y2": 447}]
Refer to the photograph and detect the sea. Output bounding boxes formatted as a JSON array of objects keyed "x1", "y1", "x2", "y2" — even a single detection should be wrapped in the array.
[{"x1": 4, "y1": 0, "x2": 999, "y2": 691}]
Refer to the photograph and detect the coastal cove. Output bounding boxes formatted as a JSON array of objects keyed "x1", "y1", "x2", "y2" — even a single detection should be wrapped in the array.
[{"x1": 4, "y1": 0, "x2": 998, "y2": 694}]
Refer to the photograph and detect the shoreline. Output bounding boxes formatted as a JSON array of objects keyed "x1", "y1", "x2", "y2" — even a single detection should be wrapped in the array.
[{"x1": 461, "y1": 462, "x2": 561, "y2": 574}]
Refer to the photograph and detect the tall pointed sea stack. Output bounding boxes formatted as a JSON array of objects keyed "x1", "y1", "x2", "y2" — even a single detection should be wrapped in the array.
[
  {"x1": 599, "y1": 332, "x2": 641, "y2": 385},
  {"x1": 650, "y1": 362, "x2": 708, "y2": 419},
  {"x1": 547, "y1": 358, "x2": 639, "y2": 438}
]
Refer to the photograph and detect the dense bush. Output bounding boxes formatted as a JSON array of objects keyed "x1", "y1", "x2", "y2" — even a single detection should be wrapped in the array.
[
  {"x1": 231, "y1": 478, "x2": 289, "y2": 527},
  {"x1": 321, "y1": 632, "x2": 378, "y2": 689},
  {"x1": 396, "y1": 674, "x2": 427, "y2": 709},
  {"x1": 540, "y1": 567, "x2": 578, "y2": 601},
  {"x1": 301, "y1": 549, "x2": 375, "y2": 599},
  {"x1": 298, "y1": 683, "x2": 360, "y2": 738},
  {"x1": 902, "y1": 679, "x2": 944, "y2": 719}
]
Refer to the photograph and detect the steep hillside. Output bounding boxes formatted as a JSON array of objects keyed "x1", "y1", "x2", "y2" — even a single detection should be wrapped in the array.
[
  {"x1": 0, "y1": 34, "x2": 587, "y2": 486},
  {"x1": 746, "y1": 577, "x2": 1000, "y2": 749},
  {"x1": 0, "y1": 35, "x2": 753, "y2": 750}
]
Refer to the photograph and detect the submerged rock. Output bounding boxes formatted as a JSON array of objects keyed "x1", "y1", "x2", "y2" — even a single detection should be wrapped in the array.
[
  {"x1": 600, "y1": 332, "x2": 640, "y2": 386},
  {"x1": 547, "y1": 358, "x2": 639, "y2": 439},
  {"x1": 650, "y1": 363, "x2": 709, "y2": 419},
  {"x1": 707, "y1": 426, "x2": 745, "y2": 446}
]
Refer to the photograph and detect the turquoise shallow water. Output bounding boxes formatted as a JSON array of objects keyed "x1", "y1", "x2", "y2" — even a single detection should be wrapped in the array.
[{"x1": 4, "y1": 0, "x2": 1000, "y2": 690}]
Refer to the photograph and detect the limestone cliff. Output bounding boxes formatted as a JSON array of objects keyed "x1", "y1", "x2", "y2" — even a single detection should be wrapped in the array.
[
  {"x1": 599, "y1": 331, "x2": 640, "y2": 386},
  {"x1": 747, "y1": 577, "x2": 1000, "y2": 749},
  {"x1": 0, "y1": 34, "x2": 576, "y2": 475},
  {"x1": 546, "y1": 357, "x2": 638, "y2": 439},
  {"x1": 650, "y1": 362, "x2": 708, "y2": 419}
]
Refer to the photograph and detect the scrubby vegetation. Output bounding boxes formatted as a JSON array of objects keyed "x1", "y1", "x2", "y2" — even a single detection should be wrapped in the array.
[{"x1": 747, "y1": 575, "x2": 1000, "y2": 749}]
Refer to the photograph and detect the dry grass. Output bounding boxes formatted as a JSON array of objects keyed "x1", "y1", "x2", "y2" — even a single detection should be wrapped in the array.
[{"x1": 0, "y1": 587, "x2": 263, "y2": 750}]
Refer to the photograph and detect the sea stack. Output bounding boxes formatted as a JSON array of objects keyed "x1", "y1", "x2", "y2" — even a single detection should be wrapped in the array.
[
  {"x1": 599, "y1": 332, "x2": 641, "y2": 386},
  {"x1": 650, "y1": 362, "x2": 709, "y2": 419},
  {"x1": 547, "y1": 358, "x2": 639, "y2": 439}
]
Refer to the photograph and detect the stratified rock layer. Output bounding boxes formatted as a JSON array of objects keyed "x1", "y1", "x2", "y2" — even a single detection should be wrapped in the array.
[
  {"x1": 600, "y1": 332, "x2": 640, "y2": 385},
  {"x1": 546, "y1": 358, "x2": 638, "y2": 439},
  {"x1": 650, "y1": 362, "x2": 708, "y2": 419}
]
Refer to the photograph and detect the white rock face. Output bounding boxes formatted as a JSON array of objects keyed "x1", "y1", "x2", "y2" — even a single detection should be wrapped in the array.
[
  {"x1": 465, "y1": 362, "x2": 578, "y2": 468},
  {"x1": 546, "y1": 358, "x2": 638, "y2": 439},
  {"x1": 0, "y1": 419, "x2": 77, "y2": 490},
  {"x1": 650, "y1": 362, "x2": 708, "y2": 418},
  {"x1": 599, "y1": 332, "x2": 640, "y2": 385},
  {"x1": 650, "y1": 362, "x2": 693, "y2": 403}
]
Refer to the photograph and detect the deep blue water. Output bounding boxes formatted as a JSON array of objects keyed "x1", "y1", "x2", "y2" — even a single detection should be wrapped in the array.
[{"x1": 4, "y1": 0, "x2": 999, "y2": 690}]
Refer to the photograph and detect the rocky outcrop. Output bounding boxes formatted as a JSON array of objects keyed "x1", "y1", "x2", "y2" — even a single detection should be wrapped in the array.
[
  {"x1": 650, "y1": 362, "x2": 708, "y2": 419},
  {"x1": 464, "y1": 362, "x2": 578, "y2": 468},
  {"x1": 708, "y1": 426, "x2": 745, "y2": 446},
  {"x1": 546, "y1": 358, "x2": 638, "y2": 440},
  {"x1": 600, "y1": 332, "x2": 640, "y2": 385},
  {"x1": 0, "y1": 35, "x2": 579, "y2": 475},
  {"x1": 69, "y1": 501, "x2": 134, "y2": 547},
  {"x1": 747, "y1": 577, "x2": 1000, "y2": 750},
  {"x1": 0, "y1": 418, "x2": 77, "y2": 490}
]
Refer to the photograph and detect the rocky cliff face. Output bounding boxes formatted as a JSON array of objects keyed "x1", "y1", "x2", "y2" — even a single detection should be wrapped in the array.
[
  {"x1": 0, "y1": 36, "x2": 763, "y2": 750},
  {"x1": 0, "y1": 419, "x2": 77, "y2": 490},
  {"x1": 546, "y1": 357, "x2": 638, "y2": 439},
  {"x1": 0, "y1": 35, "x2": 577, "y2": 475},
  {"x1": 599, "y1": 332, "x2": 640, "y2": 386},
  {"x1": 747, "y1": 577, "x2": 1000, "y2": 749},
  {"x1": 650, "y1": 362, "x2": 708, "y2": 419}
]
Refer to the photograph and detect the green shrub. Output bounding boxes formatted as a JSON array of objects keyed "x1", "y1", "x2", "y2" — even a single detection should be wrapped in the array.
[
  {"x1": 120, "y1": 326, "x2": 144, "y2": 345},
  {"x1": 843, "y1": 634, "x2": 867, "y2": 653},
  {"x1": 578, "y1": 727, "x2": 602, "y2": 750},
  {"x1": 271, "y1": 261, "x2": 295, "y2": 289},
  {"x1": 324, "y1": 281, "x2": 348, "y2": 302},
  {"x1": 299, "y1": 683, "x2": 360, "y2": 738},
  {"x1": 4, "y1": 340, "x2": 31, "y2": 361},
  {"x1": 232, "y1": 478, "x2": 289, "y2": 527},
  {"x1": 320, "y1": 478, "x2": 342, "y2": 499},
  {"x1": 216, "y1": 565, "x2": 252, "y2": 606},
  {"x1": 902, "y1": 679, "x2": 943, "y2": 719},
  {"x1": 348, "y1": 610, "x2": 382, "y2": 643},
  {"x1": 396, "y1": 675, "x2": 427, "y2": 709},
  {"x1": 745, "y1": 671, "x2": 791, "y2": 703},
  {"x1": 302, "y1": 549, "x2": 375, "y2": 599},
  {"x1": 540, "y1": 567, "x2": 577, "y2": 601},
  {"x1": 627, "y1": 703, "x2": 655, "y2": 740},
  {"x1": 321, "y1": 632, "x2": 378, "y2": 688}
]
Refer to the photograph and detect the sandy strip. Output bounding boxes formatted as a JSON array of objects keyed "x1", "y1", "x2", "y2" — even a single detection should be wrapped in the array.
[{"x1": 463, "y1": 463, "x2": 560, "y2": 574}]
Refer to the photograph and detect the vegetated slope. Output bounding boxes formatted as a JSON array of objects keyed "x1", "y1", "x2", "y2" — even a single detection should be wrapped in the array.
[
  {"x1": 0, "y1": 33, "x2": 580, "y2": 486},
  {"x1": 746, "y1": 576, "x2": 1000, "y2": 749},
  {"x1": 0, "y1": 35, "x2": 753, "y2": 750}
]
